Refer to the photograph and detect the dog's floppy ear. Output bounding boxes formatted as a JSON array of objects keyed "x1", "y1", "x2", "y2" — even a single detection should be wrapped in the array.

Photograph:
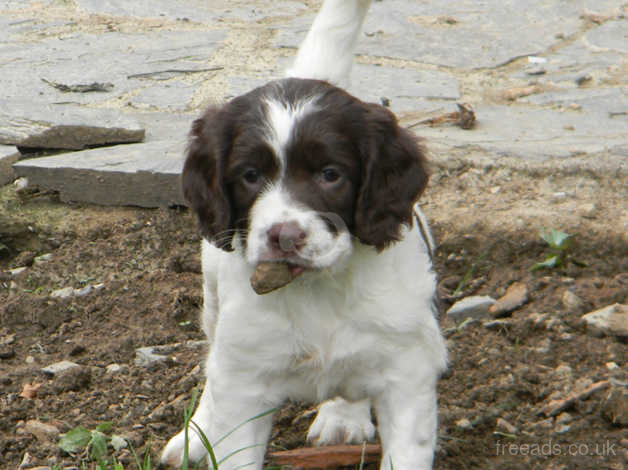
[
  {"x1": 354, "y1": 104, "x2": 429, "y2": 251},
  {"x1": 181, "y1": 106, "x2": 234, "y2": 251}
]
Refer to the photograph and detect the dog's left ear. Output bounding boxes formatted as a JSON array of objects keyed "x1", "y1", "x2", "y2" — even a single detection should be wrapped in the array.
[{"x1": 354, "y1": 104, "x2": 429, "y2": 251}]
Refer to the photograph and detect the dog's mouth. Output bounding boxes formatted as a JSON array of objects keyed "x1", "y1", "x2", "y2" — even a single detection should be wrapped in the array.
[{"x1": 250, "y1": 261, "x2": 308, "y2": 295}]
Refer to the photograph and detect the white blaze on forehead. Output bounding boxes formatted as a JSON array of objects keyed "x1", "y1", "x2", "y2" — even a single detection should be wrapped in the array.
[{"x1": 263, "y1": 96, "x2": 318, "y2": 171}]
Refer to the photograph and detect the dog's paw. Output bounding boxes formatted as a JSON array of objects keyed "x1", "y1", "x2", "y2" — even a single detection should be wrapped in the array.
[
  {"x1": 306, "y1": 397, "x2": 376, "y2": 446},
  {"x1": 160, "y1": 429, "x2": 207, "y2": 467}
]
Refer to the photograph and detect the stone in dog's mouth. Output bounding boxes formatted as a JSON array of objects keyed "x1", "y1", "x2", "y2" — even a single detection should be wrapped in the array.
[{"x1": 250, "y1": 261, "x2": 306, "y2": 295}]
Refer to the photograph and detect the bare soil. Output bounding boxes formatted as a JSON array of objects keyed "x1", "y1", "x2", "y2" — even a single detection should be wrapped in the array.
[{"x1": 1, "y1": 161, "x2": 627, "y2": 469}]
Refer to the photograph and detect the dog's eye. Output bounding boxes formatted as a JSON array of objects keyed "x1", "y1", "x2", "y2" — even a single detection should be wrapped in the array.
[
  {"x1": 321, "y1": 167, "x2": 341, "y2": 184},
  {"x1": 242, "y1": 168, "x2": 261, "y2": 185}
]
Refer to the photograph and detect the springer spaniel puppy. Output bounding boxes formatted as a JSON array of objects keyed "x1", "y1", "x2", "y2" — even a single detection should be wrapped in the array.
[{"x1": 161, "y1": 1, "x2": 447, "y2": 469}]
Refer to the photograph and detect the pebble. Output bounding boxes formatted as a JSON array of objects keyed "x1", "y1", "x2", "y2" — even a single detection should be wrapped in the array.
[
  {"x1": 74, "y1": 285, "x2": 93, "y2": 297},
  {"x1": 52, "y1": 365, "x2": 91, "y2": 392},
  {"x1": 455, "y1": 418, "x2": 473, "y2": 430},
  {"x1": 14, "y1": 177, "x2": 29, "y2": 192},
  {"x1": 555, "y1": 412, "x2": 573, "y2": 425},
  {"x1": 50, "y1": 286, "x2": 75, "y2": 299},
  {"x1": 446, "y1": 295, "x2": 496, "y2": 323},
  {"x1": 50, "y1": 283, "x2": 104, "y2": 299},
  {"x1": 34, "y1": 253, "x2": 53, "y2": 264},
  {"x1": 18, "y1": 451, "x2": 32, "y2": 470},
  {"x1": 554, "y1": 424, "x2": 571, "y2": 434},
  {"x1": 581, "y1": 303, "x2": 628, "y2": 341},
  {"x1": 527, "y1": 417, "x2": 554, "y2": 431},
  {"x1": 561, "y1": 290, "x2": 584, "y2": 311},
  {"x1": 605, "y1": 362, "x2": 619, "y2": 371},
  {"x1": 553, "y1": 364, "x2": 573, "y2": 379},
  {"x1": 106, "y1": 363, "x2": 123, "y2": 374},
  {"x1": 489, "y1": 282, "x2": 529, "y2": 317},
  {"x1": 579, "y1": 202, "x2": 597, "y2": 219},
  {"x1": 496, "y1": 417, "x2": 518, "y2": 434},
  {"x1": 600, "y1": 386, "x2": 628, "y2": 426},
  {"x1": 9, "y1": 266, "x2": 28, "y2": 276},
  {"x1": 41, "y1": 360, "x2": 80, "y2": 376},
  {"x1": 23, "y1": 419, "x2": 60, "y2": 442},
  {"x1": 484, "y1": 319, "x2": 512, "y2": 330},
  {"x1": 135, "y1": 346, "x2": 168, "y2": 366}
]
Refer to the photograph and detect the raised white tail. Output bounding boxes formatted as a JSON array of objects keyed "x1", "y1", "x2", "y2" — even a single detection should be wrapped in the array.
[{"x1": 286, "y1": 0, "x2": 373, "y2": 88}]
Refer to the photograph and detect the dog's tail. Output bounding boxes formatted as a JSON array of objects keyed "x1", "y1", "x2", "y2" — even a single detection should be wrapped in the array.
[{"x1": 286, "y1": 0, "x2": 372, "y2": 88}]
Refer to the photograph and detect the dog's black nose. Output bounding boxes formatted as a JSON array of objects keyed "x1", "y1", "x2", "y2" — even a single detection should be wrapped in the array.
[{"x1": 268, "y1": 222, "x2": 308, "y2": 253}]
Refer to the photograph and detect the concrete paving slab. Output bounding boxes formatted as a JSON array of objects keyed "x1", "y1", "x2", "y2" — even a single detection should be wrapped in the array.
[
  {"x1": 0, "y1": 145, "x2": 19, "y2": 186},
  {"x1": 350, "y1": 63, "x2": 460, "y2": 115},
  {"x1": 0, "y1": 101, "x2": 145, "y2": 150},
  {"x1": 276, "y1": 0, "x2": 622, "y2": 68},
  {"x1": 13, "y1": 140, "x2": 186, "y2": 207},
  {"x1": 415, "y1": 103, "x2": 628, "y2": 162},
  {"x1": 513, "y1": 19, "x2": 627, "y2": 84},
  {"x1": 522, "y1": 87, "x2": 627, "y2": 115},
  {"x1": 76, "y1": 0, "x2": 306, "y2": 23},
  {"x1": 228, "y1": 62, "x2": 459, "y2": 116},
  {"x1": 2, "y1": 30, "x2": 226, "y2": 108}
]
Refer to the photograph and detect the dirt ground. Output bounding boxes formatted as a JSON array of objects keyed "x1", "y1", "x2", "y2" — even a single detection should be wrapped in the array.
[{"x1": 1, "y1": 156, "x2": 627, "y2": 469}]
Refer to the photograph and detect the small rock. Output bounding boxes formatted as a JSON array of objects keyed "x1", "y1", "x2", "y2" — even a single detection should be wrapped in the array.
[
  {"x1": 12, "y1": 250, "x2": 36, "y2": 267},
  {"x1": 561, "y1": 290, "x2": 584, "y2": 312},
  {"x1": 555, "y1": 412, "x2": 573, "y2": 425},
  {"x1": 14, "y1": 177, "x2": 29, "y2": 192},
  {"x1": 601, "y1": 386, "x2": 628, "y2": 426},
  {"x1": 9, "y1": 266, "x2": 28, "y2": 276},
  {"x1": 0, "y1": 345, "x2": 15, "y2": 359},
  {"x1": 34, "y1": 253, "x2": 53, "y2": 264},
  {"x1": 554, "y1": 424, "x2": 571, "y2": 434},
  {"x1": 19, "y1": 382, "x2": 42, "y2": 399},
  {"x1": 18, "y1": 451, "x2": 33, "y2": 470},
  {"x1": 52, "y1": 365, "x2": 91, "y2": 393},
  {"x1": 135, "y1": 346, "x2": 168, "y2": 366},
  {"x1": 455, "y1": 418, "x2": 473, "y2": 430},
  {"x1": 606, "y1": 362, "x2": 619, "y2": 371},
  {"x1": 41, "y1": 360, "x2": 80, "y2": 376},
  {"x1": 484, "y1": 319, "x2": 512, "y2": 330},
  {"x1": 74, "y1": 285, "x2": 93, "y2": 297},
  {"x1": 457, "y1": 317, "x2": 480, "y2": 330},
  {"x1": 527, "y1": 417, "x2": 554, "y2": 431},
  {"x1": 50, "y1": 286, "x2": 74, "y2": 299},
  {"x1": 582, "y1": 303, "x2": 628, "y2": 341},
  {"x1": 446, "y1": 295, "x2": 496, "y2": 323},
  {"x1": 489, "y1": 282, "x2": 529, "y2": 317},
  {"x1": 579, "y1": 203, "x2": 597, "y2": 219},
  {"x1": 533, "y1": 338, "x2": 551, "y2": 354},
  {"x1": 24, "y1": 419, "x2": 60, "y2": 442},
  {"x1": 496, "y1": 418, "x2": 518, "y2": 434},
  {"x1": 106, "y1": 363, "x2": 123, "y2": 374},
  {"x1": 553, "y1": 364, "x2": 573, "y2": 379}
]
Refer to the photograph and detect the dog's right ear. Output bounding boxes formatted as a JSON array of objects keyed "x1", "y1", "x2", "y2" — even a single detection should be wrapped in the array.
[{"x1": 181, "y1": 106, "x2": 234, "y2": 251}]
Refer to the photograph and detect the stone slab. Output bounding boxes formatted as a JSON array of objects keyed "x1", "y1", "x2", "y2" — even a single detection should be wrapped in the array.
[
  {"x1": 0, "y1": 145, "x2": 19, "y2": 186},
  {"x1": 1, "y1": 30, "x2": 226, "y2": 109},
  {"x1": 513, "y1": 19, "x2": 627, "y2": 84},
  {"x1": 0, "y1": 101, "x2": 145, "y2": 150},
  {"x1": 13, "y1": 140, "x2": 186, "y2": 207},
  {"x1": 414, "y1": 102, "x2": 628, "y2": 163},
  {"x1": 75, "y1": 0, "x2": 306, "y2": 23},
  {"x1": 229, "y1": 62, "x2": 460, "y2": 116},
  {"x1": 275, "y1": 0, "x2": 622, "y2": 68}
]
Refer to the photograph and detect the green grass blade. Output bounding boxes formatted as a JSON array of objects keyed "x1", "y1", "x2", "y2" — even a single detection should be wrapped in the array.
[
  {"x1": 214, "y1": 408, "x2": 278, "y2": 447},
  {"x1": 189, "y1": 420, "x2": 219, "y2": 470}
]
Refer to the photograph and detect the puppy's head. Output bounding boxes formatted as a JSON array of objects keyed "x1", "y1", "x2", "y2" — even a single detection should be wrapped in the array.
[{"x1": 182, "y1": 78, "x2": 428, "y2": 270}]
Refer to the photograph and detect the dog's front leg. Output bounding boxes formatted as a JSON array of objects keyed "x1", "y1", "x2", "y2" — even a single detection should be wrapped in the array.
[
  {"x1": 161, "y1": 376, "x2": 215, "y2": 466},
  {"x1": 374, "y1": 380, "x2": 439, "y2": 470},
  {"x1": 161, "y1": 374, "x2": 276, "y2": 470}
]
